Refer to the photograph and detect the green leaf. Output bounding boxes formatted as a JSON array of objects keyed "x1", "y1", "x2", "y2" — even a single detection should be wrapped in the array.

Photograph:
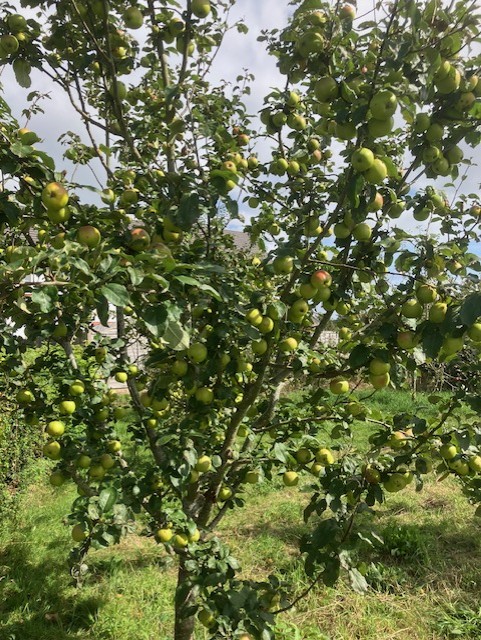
[
  {"x1": 99, "y1": 487, "x2": 118, "y2": 513},
  {"x1": 31, "y1": 150, "x2": 55, "y2": 171},
  {"x1": 13, "y1": 58, "x2": 32, "y2": 88},
  {"x1": 99, "y1": 283, "x2": 130, "y2": 307},
  {"x1": 143, "y1": 306, "x2": 167, "y2": 338},
  {"x1": 163, "y1": 319, "x2": 190, "y2": 351},
  {"x1": 96, "y1": 296, "x2": 110, "y2": 327},
  {"x1": 177, "y1": 192, "x2": 200, "y2": 230},
  {"x1": 460, "y1": 293, "x2": 481, "y2": 326},
  {"x1": 10, "y1": 141, "x2": 33, "y2": 158},
  {"x1": 30, "y1": 286, "x2": 58, "y2": 313},
  {"x1": 174, "y1": 275, "x2": 222, "y2": 301},
  {"x1": 348, "y1": 344, "x2": 370, "y2": 369}
]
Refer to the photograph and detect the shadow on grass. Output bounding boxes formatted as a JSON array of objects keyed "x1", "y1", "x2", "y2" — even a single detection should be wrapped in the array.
[{"x1": 0, "y1": 534, "x2": 104, "y2": 640}]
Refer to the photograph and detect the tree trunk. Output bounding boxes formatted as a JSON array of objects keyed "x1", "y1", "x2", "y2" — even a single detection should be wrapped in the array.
[{"x1": 174, "y1": 557, "x2": 196, "y2": 640}]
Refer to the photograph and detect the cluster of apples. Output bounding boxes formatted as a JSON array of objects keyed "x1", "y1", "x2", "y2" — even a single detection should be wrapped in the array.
[
  {"x1": 398, "y1": 284, "x2": 481, "y2": 356},
  {"x1": 438, "y1": 441, "x2": 481, "y2": 477},
  {"x1": 39, "y1": 380, "x2": 124, "y2": 487},
  {"x1": 276, "y1": 1, "x2": 356, "y2": 82},
  {"x1": 155, "y1": 522, "x2": 201, "y2": 550},
  {"x1": 282, "y1": 445, "x2": 335, "y2": 486},
  {"x1": 212, "y1": 149, "x2": 259, "y2": 195},
  {"x1": 0, "y1": 13, "x2": 31, "y2": 58}
]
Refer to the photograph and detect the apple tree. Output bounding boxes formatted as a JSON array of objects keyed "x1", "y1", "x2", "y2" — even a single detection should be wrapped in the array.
[{"x1": 1, "y1": 0, "x2": 481, "y2": 638}]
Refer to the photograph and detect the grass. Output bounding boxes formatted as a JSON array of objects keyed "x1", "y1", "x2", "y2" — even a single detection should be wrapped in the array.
[{"x1": 0, "y1": 390, "x2": 480, "y2": 640}]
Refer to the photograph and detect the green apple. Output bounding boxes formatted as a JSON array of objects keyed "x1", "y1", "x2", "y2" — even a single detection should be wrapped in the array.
[
  {"x1": 258, "y1": 316, "x2": 275, "y2": 334},
  {"x1": 279, "y1": 337, "x2": 298, "y2": 352},
  {"x1": 156, "y1": 528, "x2": 173, "y2": 544},
  {"x1": 442, "y1": 336, "x2": 463, "y2": 355},
  {"x1": 339, "y1": 3, "x2": 356, "y2": 19},
  {"x1": 467, "y1": 323, "x2": 481, "y2": 341},
  {"x1": 351, "y1": 147, "x2": 375, "y2": 172},
  {"x1": 369, "y1": 358, "x2": 390, "y2": 376},
  {"x1": 295, "y1": 448, "x2": 312, "y2": 464},
  {"x1": 367, "y1": 192, "x2": 383, "y2": 211},
  {"x1": 172, "y1": 359, "x2": 188, "y2": 376},
  {"x1": 367, "y1": 116, "x2": 394, "y2": 137},
  {"x1": 456, "y1": 92, "x2": 475, "y2": 110},
  {"x1": 69, "y1": 380, "x2": 85, "y2": 396},
  {"x1": 335, "y1": 122, "x2": 357, "y2": 140},
  {"x1": 333, "y1": 222, "x2": 351, "y2": 239},
  {"x1": 468, "y1": 455, "x2": 481, "y2": 472},
  {"x1": 49, "y1": 471, "x2": 66, "y2": 487},
  {"x1": 290, "y1": 299, "x2": 309, "y2": 317},
  {"x1": 363, "y1": 465, "x2": 381, "y2": 484},
  {"x1": 401, "y1": 299, "x2": 423, "y2": 319},
  {"x1": 383, "y1": 473, "x2": 407, "y2": 493},
  {"x1": 129, "y1": 228, "x2": 151, "y2": 251},
  {"x1": 445, "y1": 145, "x2": 464, "y2": 164},
  {"x1": 218, "y1": 486, "x2": 232, "y2": 501},
  {"x1": 187, "y1": 342, "x2": 208, "y2": 363},
  {"x1": 195, "y1": 387, "x2": 214, "y2": 404},
  {"x1": 414, "y1": 112, "x2": 431, "y2": 133},
  {"x1": 352, "y1": 223, "x2": 372, "y2": 242},
  {"x1": 397, "y1": 330, "x2": 417, "y2": 349},
  {"x1": 330, "y1": 377, "x2": 349, "y2": 395},
  {"x1": 172, "y1": 533, "x2": 189, "y2": 549},
  {"x1": 370, "y1": 372, "x2": 390, "y2": 389},
  {"x1": 283, "y1": 471, "x2": 299, "y2": 487},
  {"x1": 115, "y1": 371, "x2": 128, "y2": 383},
  {"x1": 315, "y1": 76, "x2": 338, "y2": 102},
  {"x1": 252, "y1": 339, "x2": 268, "y2": 356},
  {"x1": 99, "y1": 453, "x2": 114, "y2": 469},
  {"x1": 364, "y1": 158, "x2": 387, "y2": 184},
  {"x1": 273, "y1": 255, "x2": 294, "y2": 274},
  {"x1": 435, "y1": 66, "x2": 461, "y2": 93},
  {"x1": 299, "y1": 282, "x2": 318, "y2": 299},
  {"x1": 123, "y1": 6, "x2": 143, "y2": 28},
  {"x1": 0, "y1": 35, "x2": 19, "y2": 54},
  {"x1": 370, "y1": 90, "x2": 398, "y2": 119},
  {"x1": 198, "y1": 609, "x2": 214, "y2": 627},
  {"x1": 16, "y1": 389, "x2": 34, "y2": 404},
  {"x1": 77, "y1": 225, "x2": 101, "y2": 248},
  {"x1": 244, "y1": 470, "x2": 260, "y2": 484},
  {"x1": 107, "y1": 440, "x2": 122, "y2": 454},
  {"x1": 246, "y1": 308, "x2": 263, "y2": 326},
  {"x1": 449, "y1": 458, "x2": 469, "y2": 475},
  {"x1": 440, "y1": 443, "x2": 457, "y2": 460},
  {"x1": 46, "y1": 420, "x2": 65, "y2": 437},
  {"x1": 195, "y1": 455, "x2": 212, "y2": 472},
  {"x1": 72, "y1": 523, "x2": 88, "y2": 542},
  {"x1": 8, "y1": 14, "x2": 28, "y2": 32},
  {"x1": 416, "y1": 284, "x2": 437, "y2": 304},
  {"x1": 59, "y1": 400, "x2": 76, "y2": 415},
  {"x1": 43, "y1": 441, "x2": 61, "y2": 460},
  {"x1": 42, "y1": 182, "x2": 69, "y2": 210},
  {"x1": 429, "y1": 302, "x2": 447, "y2": 323},
  {"x1": 316, "y1": 447, "x2": 334, "y2": 465},
  {"x1": 433, "y1": 157, "x2": 450, "y2": 176},
  {"x1": 89, "y1": 464, "x2": 106, "y2": 481},
  {"x1": 192, "y1": 0, "x2": 211, "y2": 18},
  {"x1": 77, "y1": 454, "x2": 91, "y2": 468}
]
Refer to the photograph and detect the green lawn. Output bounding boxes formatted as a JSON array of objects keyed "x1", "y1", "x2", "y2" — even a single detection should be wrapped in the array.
[{"x1": 1, "y1": 391, "x2": 480, "y2": 640}]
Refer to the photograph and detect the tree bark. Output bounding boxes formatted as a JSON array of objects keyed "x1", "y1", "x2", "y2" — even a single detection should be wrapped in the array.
[{"x1": 174, "y1": 557, "x2": 196, "y2": 640}]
